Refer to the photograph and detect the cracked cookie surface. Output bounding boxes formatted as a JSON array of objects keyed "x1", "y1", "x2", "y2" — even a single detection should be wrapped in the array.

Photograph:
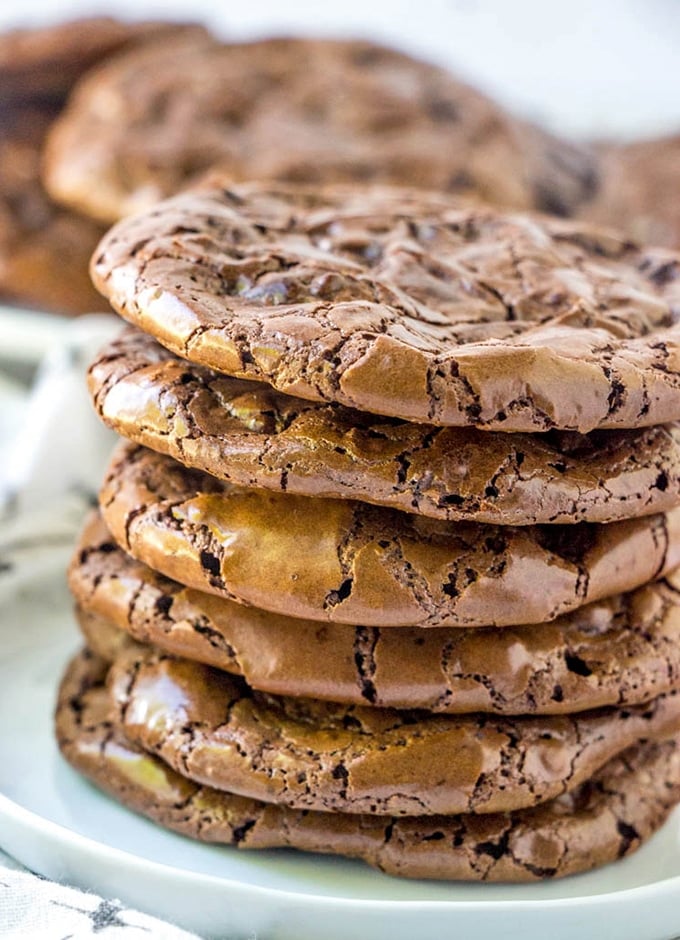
[
  {"x1": 90, "y1": 328, "x2": 680, "y2": 524},
  {"x1": 70, "y1": 513, "x2": 680, "y2": 715},
  {"x1": 90, "y1": 181, "x2": 680, "y2": 431},
  {"x1": 98, "y1": 443, "x2": 680, "y2": 628},
  {"x1": 56, "y1": 648, "x2": 680, "y2": 880},
  {"x1": 43, "y1": 35, "x2": 595, "y2": 225},
  {"x1": 91, "y1": 643, "x2": 680, "y2": 816}
]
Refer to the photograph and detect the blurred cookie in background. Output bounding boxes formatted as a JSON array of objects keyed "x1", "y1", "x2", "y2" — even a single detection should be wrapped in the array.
[
  {"x1": 0, "y1": 103, "x2": 108, "y2": 314},
  {"x1": 43, "y1": 35, "x2": 597, "y2": 225},
  {"x1": 56, "y1": 646, "x2": 680, "y2": 882},
  {"x1": 0, "y1": 18, "x2": 210, "y2": 316},
  {"x1": 580, "y1": 135, "x2": 680, "y2": 249},
  {"x1": 0, "y1": 16, "x2": 208, "y2": 104}
]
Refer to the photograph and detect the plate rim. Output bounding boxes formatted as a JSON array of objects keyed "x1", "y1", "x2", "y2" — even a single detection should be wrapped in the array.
[{"x1": 4, "y1": 785, "x2": 680, "y2": 914}]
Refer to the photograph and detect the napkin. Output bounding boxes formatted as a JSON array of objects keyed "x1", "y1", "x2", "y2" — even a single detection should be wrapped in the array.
[{"x1": 0, "y1": 313, "x2": 203, "y2": 940}]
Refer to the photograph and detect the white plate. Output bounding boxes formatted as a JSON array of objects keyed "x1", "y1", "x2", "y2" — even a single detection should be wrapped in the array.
[{"x1": 1, "y1": 557, "x2": 680, "y2": 940}]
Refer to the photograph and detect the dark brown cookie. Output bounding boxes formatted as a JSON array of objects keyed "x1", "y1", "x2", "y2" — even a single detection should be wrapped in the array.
[
  {"x1": 102, "y1": 642, "x2": 680, "y2": 816},
  {"x1": 0, "y1": 19, "x2": 208, "y2": 315},
  {"x1": 43, "y1": 35, "x2": 595, "y2": 225},
  {"x1": 0, "y1": 104, "x2": 108, "y2": 314},
  {"x1": 0, "y1": 18, "x2": 208, "y2": 103},
  {"x1": 580, "y1": 136, "x2": 680, "y2": 249},
  {"x1": 56, "y1": 648, "x2": 680, "y2": 882},
  {"x1": 70, "y1": 512, "x2": 680, "y2": 715},
  {"x1": 90, "y1": 182, "x2": 680, "y2": 432},
  {"x1": 89, "y1": 328, "x2": 680, "y2": 524},
  {"x1": 98, "y1": 443, "x2": 680, "y2": 629}
]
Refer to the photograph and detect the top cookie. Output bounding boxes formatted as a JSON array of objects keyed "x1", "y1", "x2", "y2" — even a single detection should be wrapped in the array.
[
  {"x1": 92, "y1": 182, "x2": 680, "y2": 432},
  {"x1": 43, "y1": 35, "x2": 595, "y2": 224}
]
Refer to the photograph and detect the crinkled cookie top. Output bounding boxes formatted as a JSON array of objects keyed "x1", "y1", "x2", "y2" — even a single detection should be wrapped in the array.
[{"x1": 92, "y1": 181, "x2": 680, "y2": 432}]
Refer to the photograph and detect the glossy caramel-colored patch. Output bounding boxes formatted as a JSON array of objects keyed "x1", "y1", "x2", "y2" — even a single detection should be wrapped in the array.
[
  {"x1": 71, "y1": 513, "x2": 680, "y2": 715},
  {"x1": 89, "y1": 330, "x2": 680, "y2": 525},
  {"x1": 98, "y1": 443, "x2": 680, "y2": 628}
]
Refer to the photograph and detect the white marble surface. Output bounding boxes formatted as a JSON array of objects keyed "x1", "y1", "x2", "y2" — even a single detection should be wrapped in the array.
[{"x1": 0, "y1": 855, "x2": 199, "y2": 939}]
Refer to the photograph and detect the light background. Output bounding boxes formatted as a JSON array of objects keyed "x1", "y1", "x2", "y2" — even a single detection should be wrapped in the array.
[{"x1": 1, "y1": 0, "x2": 679, "y2": 140}]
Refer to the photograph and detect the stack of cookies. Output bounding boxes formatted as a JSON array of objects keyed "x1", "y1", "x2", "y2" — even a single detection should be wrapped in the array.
[
  {"x1": 58, "y1": 180, "x2": 680, "y2": 881},
  {"x1": 580, "y1": 135, "x2": 680, "y2": 249}
]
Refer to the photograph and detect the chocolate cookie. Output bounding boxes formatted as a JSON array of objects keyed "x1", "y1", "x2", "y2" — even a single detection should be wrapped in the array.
[
  {"x1": 0, "y1": 19, "x2": 208, "y2": 315},
  {"x1": 90, "y1": 182, "x2": 680, "y2": 432},
  {"x1": 70, "y1": 513, "x2": 680, "y2": 715},
  {"x1": 580, "y1": 136, "x2": 680, "y2": 249},
  {"x1": 0, "y1": 104, "x2": 107, "y2": 314},
  {"x1": 57, "y1": 649, "x2": 680, "y2": 882},
  {"x1": 104, "y1": 643, "x2": 680, "y2": 816},
  {"x1": 43, "y1": 35, "x2": 595, "y2": 225},
  {"x1": 0, "y1": 17, "x2": 207, "y2": 103},
  {"x1": 89, "y1": 328, "x2": 680, "y2": 524},
  {"x1": 99, "y1": 443, "x2": 680, "y2": 628}
]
